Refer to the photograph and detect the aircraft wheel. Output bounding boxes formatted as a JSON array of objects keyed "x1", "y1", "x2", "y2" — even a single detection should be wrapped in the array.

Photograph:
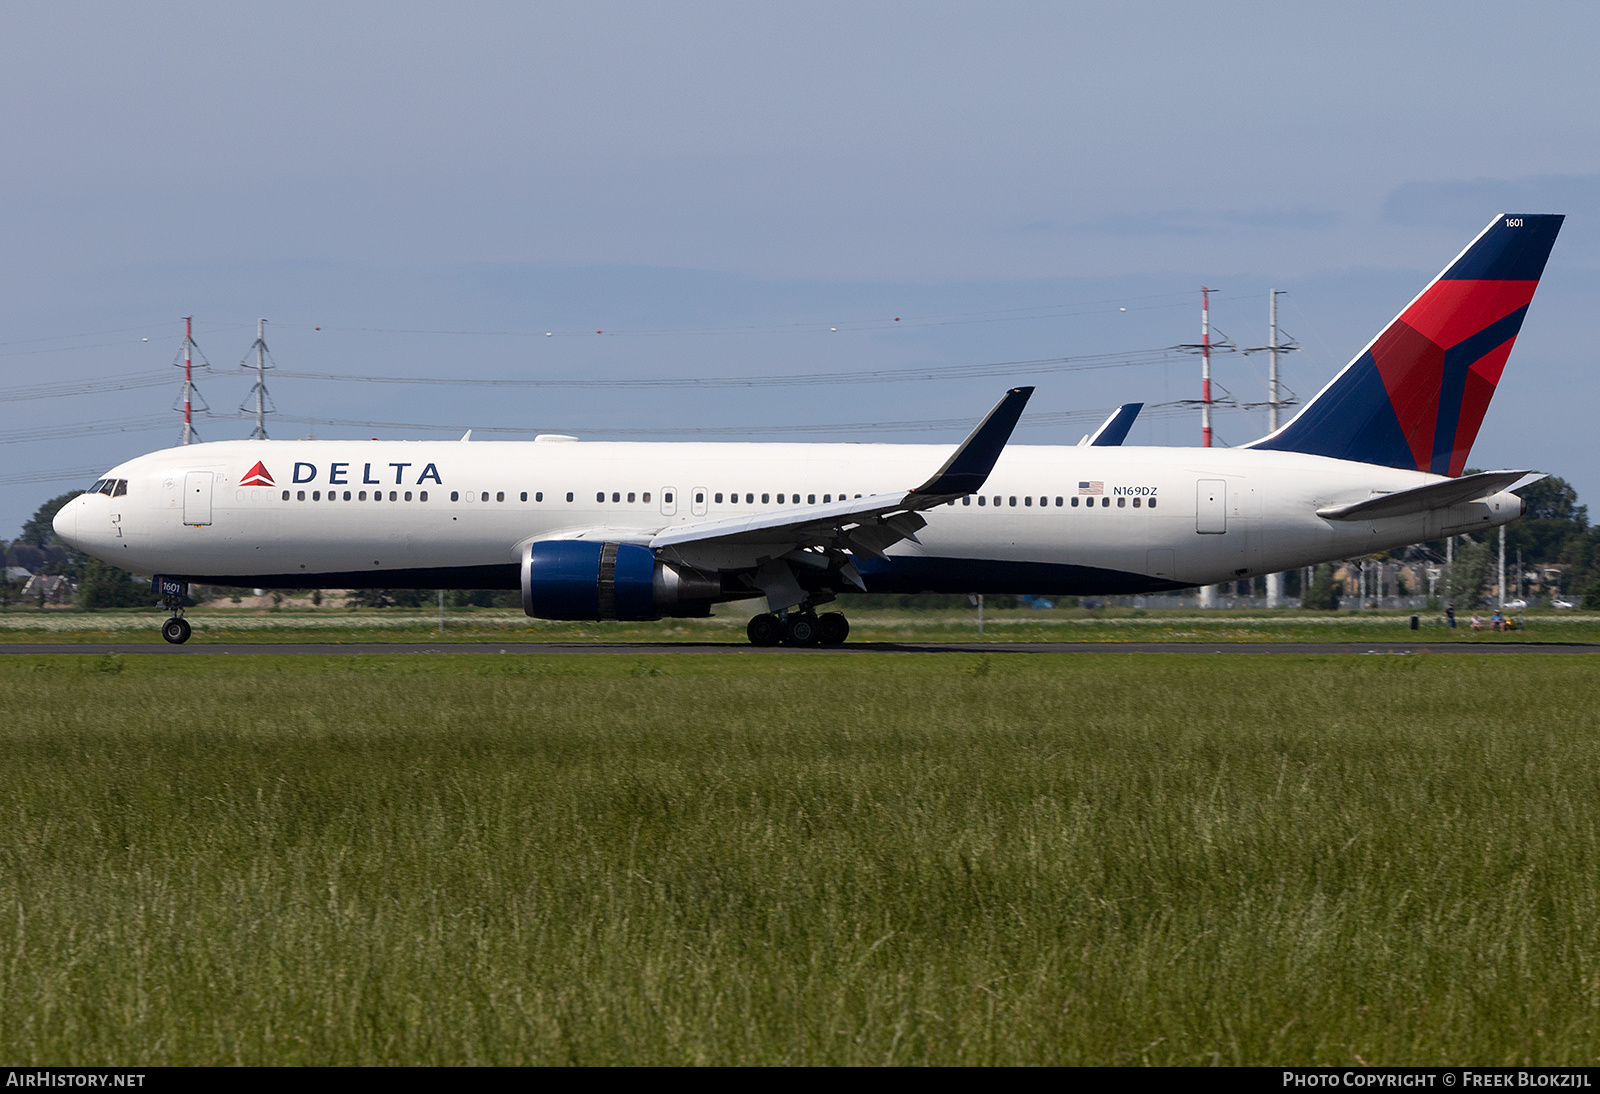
[
  {"x1": 161, "y1": 617, "x2": 192, "y2": 645},
  {"x1": 783, "y1": 614, "x2": 821, "y2": 646},
  {"x1": 818, "y1": 612, "x2": 849, "y2": 646},
  {"x1": 746, "y1": 613, "x2": 782, "y2": 647}
]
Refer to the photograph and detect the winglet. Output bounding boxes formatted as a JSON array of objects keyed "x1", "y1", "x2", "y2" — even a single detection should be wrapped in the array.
[
  {"x1": 1087, "y1": 402, "x2": 1142, "y2": 446},
  {"x1": 910, "y1": 386, "x2": 1033, "y2": 496}
]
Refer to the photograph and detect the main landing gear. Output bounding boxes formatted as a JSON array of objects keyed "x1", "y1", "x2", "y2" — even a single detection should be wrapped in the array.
[{"x1": 746, "y1": 610, "x2": 849, "y2": 647}]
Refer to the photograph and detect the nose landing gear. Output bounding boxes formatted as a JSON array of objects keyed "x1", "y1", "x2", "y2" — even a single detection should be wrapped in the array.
[{"x1": 152, "y1": 577, "x2": 192, "y2": 644}]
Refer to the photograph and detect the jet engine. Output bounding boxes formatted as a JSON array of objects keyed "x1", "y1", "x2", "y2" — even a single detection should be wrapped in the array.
[{"x1": 520, "y1": 540, "x2": 724, "y2": 620}]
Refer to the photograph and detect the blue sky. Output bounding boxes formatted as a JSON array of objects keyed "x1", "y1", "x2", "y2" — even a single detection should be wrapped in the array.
[{"x1": 4, "y1": 2, "x2": 1598, "y2": 536}]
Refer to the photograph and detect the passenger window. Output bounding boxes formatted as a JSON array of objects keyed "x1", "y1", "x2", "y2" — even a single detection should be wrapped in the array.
[
  {"x1": 597, "y1": 492, "x2": 605, "y2": 503},
  {"x1": 962, "y1": 496, "x2": 971, "y2": 505},
  {"x1": 1024, "y1": 496, "x2": 1032, "y2": 506},
  {"x1": 420, "y1": 491, "x2": 429, "y2": 501},
  {"x1": 746, "y1": 493, "x2": 754, "y2": 503},
  {"x1": 481, "y1": 492, "x2": 489, "y2": 503},
  {"x1": 1117, "y1": 496, "x2": 1126, "y2": 507},
  {"x1": 359, "y1": 491, "x2": 367, "y2": 501},
  {"x1": 1149, "y1": 497, "x2": 1157, "y2": 509},
  {"x1": 612, "y1": 492, "x2": 620, "y2": 503},
  {"x1": 762, "y1": 493, "x2": 769, "y2": 504},
  {"x1": 993, "y1": 497, "x2": 1000, "y2": 506},
  {"x1": 1101, "y1": 497, "x2": 1110, "y2": 507},
  {"x1": 1055, "y1": 497, "x2": 1063, "y2": 506},
  {"x1": 1071, "y1": 497, "x2": 1079, "y2": 507},
  {"x1": 282, "y1": 490, "x2": 290, "y2": 500},
  {"x1": 451, "y1": 491, "x2": 460, "y2": 501},
  {"x1": 978, "y1": 496, "x2": 986, "y2": 506},
  {"x1": 695, "y1": 491, "x2": 704, "y2": 504},
  {"x1": 777, "y1": 494, "x2": 785, "y2": 504},
  {"x1": 313, "y1": 490, "x2": 321, "y2": 501},
  {"x1": 406, "y1": 492, "x2": 413, "y2": 501},
  {"x1": 1009, "y1": 497, "x2": 1016, "y2": 507},
  {"x1": 344, "y1": 491, "x2": 352, "y2": 501},
  {"x1": 643, "y1": 492, "x2": 651, "y2": 503},
  {"x1": 715, "y1": 493, "x2": 723, "y2": 504},
  {"x1": 297, "y1": 490, "x2": 305, "y2": 501},
  {"x1": 535, "y1": 492, "x2": 542, "y2": 502},
  {"x1": 496, "y1": 491, "x2": 504, "y2": 502},
  {"x1": 1133, "y1": 497, "x2": 1141, "y2": 507},
  {"x1": 808, "y1": 494, "x2": 816, "y2": 504},
  {"x1": 566, "y1": 492, "x2": 574, "y2": 502},
  {"x1": 664, "y1": 492, "x2": 673, "y2": 504},
  {"x1": 823, "y1": 494, "x2": 831, "y2": 503},
  {"x1": 391, "y1": 491, "x2": 399, "y2": 501},
  {"x1": 630, "y1": 492, "x2": 638, "y2": 503}
]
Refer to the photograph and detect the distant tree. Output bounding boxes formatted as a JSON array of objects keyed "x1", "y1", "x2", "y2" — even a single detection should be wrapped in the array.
[
  {"x1": 345, "y1": 589, "x2": 395, "y2": 609},
  {"x1": 448, "y1": 589, "x2": 518, "y2": 608},
  {"x1": 1302, "y1": 564, "x2": 1342, "y2": 610},
  {"x1": 1585, "y1": 580, "x2": 1600, "y2": 610},
  {"x1": 19, "y1": 492, "x2": 83, "y2": 548},
  {"x1": 1445, "y1": 538, "x2": 1493, "y2": 607},
  {"x1": 388, "y1": 588, "x2": 432, "y2": 608},
  {"x1": 1519, "y1": 476, "x2": 1587, "y2": 524},
  {"x1": 1503, "y1": 475, "x2": 1590, "y2": 573},
  {"x1": 75, "y1": 559, "x2": 152, "y2": 610}
]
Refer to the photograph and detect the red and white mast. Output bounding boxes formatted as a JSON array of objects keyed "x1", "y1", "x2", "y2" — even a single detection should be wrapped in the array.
[
  {"x1": 182, "y1": 313, "x2": 194, "y2": 447},
  {"x1": 1200, "y1": 287, "x2": 1213, "y2": 447}
]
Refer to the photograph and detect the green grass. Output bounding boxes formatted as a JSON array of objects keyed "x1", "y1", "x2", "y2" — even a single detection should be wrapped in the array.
[
  {"x1": 2, "y1": 653, "x2": 1599, "y2": 1064},
  {"x1": 1, "y1": 605, "x2": 1596, "y2": 645}
]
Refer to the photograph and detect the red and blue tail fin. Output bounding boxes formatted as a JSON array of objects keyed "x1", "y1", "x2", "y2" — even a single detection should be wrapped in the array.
[{"x1": 1248, "y1": 213, "x2": 1562, "y2": 475}]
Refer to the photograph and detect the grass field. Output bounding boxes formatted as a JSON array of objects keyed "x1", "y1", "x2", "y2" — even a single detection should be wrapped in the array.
[
  {"x1": 1, "y1": 604, "x2": 1596, "y2": 645},
  {"x1": 2, "y1": 652, "x2": 1598, "y2": 1065}
]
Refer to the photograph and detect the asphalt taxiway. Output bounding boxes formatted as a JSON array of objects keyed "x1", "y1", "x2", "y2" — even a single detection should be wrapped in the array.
[{"x1": 0, "y1": 642, "x2": 1596, "y2": 655}]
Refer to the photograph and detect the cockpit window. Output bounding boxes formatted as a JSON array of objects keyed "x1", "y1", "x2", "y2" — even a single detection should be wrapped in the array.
[
  {"x1": 88, "y1": 479, "x2": 108, "y2": 494},
  {"x1": 111, "y1": 479, "x2": 127, "y2": 497}
]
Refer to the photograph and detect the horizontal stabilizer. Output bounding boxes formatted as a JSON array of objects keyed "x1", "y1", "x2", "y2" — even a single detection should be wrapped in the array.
[
  {"x1": 1316, "y1": 469, "x2": 1541, "y2": 522},
  {"x1": 910, "y1": 387, "x2": 1033, "y2": 497}
]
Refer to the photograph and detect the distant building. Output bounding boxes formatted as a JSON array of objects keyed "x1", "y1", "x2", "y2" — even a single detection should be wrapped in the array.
[{"x1": 22, "y1": 574, "x2": 73, "y2": 604}]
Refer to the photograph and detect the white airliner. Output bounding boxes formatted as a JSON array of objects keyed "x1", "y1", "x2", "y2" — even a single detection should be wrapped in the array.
[{"x1": 55, "y1": 213, "x2": 1562, "y2": 645}]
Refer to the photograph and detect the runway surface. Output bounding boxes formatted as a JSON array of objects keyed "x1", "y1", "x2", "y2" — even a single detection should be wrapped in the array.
[{"x1": 1, "y1": 641, "x2": 1597, "y2": 656}]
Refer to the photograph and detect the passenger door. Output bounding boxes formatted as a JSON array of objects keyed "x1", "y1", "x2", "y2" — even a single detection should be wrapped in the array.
[{"x1": 183, "y1": 471, "x2": 213, "y2": 526}]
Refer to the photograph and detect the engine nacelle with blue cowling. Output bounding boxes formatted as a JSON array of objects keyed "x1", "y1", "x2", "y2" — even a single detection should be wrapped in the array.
[{"x1": 520, "y1": 540, "x2": 725, "y2": 620}]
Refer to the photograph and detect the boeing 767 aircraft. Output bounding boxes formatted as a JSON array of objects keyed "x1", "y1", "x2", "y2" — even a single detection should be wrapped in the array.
[{"x1": 54, "y1": 213, "x2": 1562, "y2": 645}]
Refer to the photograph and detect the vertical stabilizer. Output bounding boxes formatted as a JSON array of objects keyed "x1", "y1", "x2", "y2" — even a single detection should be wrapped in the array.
[{"x1": 1248, "y1": 214, "x2": 1562, "y2": 474}]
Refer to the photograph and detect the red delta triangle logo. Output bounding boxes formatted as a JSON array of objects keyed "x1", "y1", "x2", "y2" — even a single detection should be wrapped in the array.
[{"x1": 240, "y1": 461, "x2": 275, "y2": 487}]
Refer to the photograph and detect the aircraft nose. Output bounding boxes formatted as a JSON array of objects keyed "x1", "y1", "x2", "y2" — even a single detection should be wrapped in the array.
[{"x1": 52, "y1": 498, "x2": 79, "y2": 547}]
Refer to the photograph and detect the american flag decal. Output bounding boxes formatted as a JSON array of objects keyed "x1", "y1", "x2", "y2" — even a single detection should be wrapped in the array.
[{"x1": 1077, "y1": 481, "x2": 1103, "y2": 496}]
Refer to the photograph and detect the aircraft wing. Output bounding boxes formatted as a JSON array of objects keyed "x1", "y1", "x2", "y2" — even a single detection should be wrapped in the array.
[
  {"x1": 649, "y1": 387, "x2": 1033, "y2": 606},
  {"x1": 1316, "y1": 469, "x2": 1542, "y2": 522},
  {"x1": 1083, "y1": 402, "x2": 1143, "y2": 446}
]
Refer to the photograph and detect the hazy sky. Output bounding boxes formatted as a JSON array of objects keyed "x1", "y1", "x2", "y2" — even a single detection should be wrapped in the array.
[{"x1": 4, "y1": 2, "x2": 1598, "y2": 536}]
